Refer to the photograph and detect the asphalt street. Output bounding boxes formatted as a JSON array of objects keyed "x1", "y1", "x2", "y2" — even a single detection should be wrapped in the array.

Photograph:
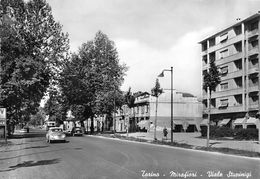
[{"x1": 0, "y1": 129, "x2": 259, "y2": 179}]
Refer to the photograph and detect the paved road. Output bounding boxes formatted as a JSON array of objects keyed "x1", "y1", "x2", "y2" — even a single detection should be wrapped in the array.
[{"x1": 0, "y1": 129, "x2": 259, "y2": 179}]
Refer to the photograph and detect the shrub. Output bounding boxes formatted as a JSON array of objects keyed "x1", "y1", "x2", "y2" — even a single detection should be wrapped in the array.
[
  {"x1": 201, "y1": 125, "x2": 259, "y2": 140},
  {"x1": 234, "y1": 128, "x2": 258, "y2": 140},
  {"x1": 215, "y1": 126, "x2": 233, "y2": 137},
  {"x1": 201, "y1": 126, "x2": 233, "y2": 138},
  {"x1": 200, "y1": 125, "x2": 219, "y2": 137}
]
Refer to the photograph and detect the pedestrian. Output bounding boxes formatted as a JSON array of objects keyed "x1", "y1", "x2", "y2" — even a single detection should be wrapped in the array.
[{"x1": 163, "y1": 127, "x2": 168, "y2": 140}]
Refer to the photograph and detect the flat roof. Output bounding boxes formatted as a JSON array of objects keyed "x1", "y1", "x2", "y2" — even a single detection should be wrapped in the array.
[{"x1": 199, "y1": 13, "x2": 260, "y2": 43}]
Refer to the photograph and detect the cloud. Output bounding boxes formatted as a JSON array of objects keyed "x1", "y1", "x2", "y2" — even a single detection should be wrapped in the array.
[{"x1": 115, "y1": 27, "x2": 214, "y2": 97}]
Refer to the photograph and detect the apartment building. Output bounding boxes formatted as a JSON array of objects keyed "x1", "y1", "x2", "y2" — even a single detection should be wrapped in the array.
[{"x1": 200, "y1": 13, "x2": 260, "y2": 129}]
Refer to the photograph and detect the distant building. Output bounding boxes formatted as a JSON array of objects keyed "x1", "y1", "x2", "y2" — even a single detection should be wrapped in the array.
[
  {"x1": 200, "y1": 13, "x2": 260, "y2": 129},
  {"x1": 114, "y1": 90, "x2": 202, "y2": 133}
]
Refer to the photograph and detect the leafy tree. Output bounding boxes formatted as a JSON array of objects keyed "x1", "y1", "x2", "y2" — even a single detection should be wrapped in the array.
[
  {"x1": 125, "y1": 87, "x2": 135, "y2": 108},
  {"x1": 59, "y1": 31, "x2": 127, "y2": 133},
  {"x1": 151, "y1": 78, "x2": 163, "y2": 140},
  {"x1": 30, "y1": 107, "x2": 45, "y2": 126},
  {"x1": 0, "y1": 0, "x2": 69, "y2": 127},
  {"x1": 43, "y1": 89, "x2": 69, "y2": 126},
  {"x1": 203, "y1": 59, "x2": 221, "y2": 147}
]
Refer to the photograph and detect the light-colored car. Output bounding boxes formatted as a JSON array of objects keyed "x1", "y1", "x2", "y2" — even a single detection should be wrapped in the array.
[{"x1": 46, "y1": 127, "x2": 66, "y2": 143}]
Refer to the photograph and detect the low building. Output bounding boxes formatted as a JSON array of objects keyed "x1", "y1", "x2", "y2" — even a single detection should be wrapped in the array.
[{"x1": 114, "y1": 90, "x2": 203, "y2": 133}]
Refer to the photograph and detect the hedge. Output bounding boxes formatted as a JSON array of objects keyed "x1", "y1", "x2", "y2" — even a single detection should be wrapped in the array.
[{"x1": 200, "y1": 126, "x2": 258, "y2": 140}]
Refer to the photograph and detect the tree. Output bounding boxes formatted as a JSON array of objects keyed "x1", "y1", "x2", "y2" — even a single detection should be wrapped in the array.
[
  {"x1": 151, "y1": 79, "x2": 163, "y2": 140},
  {"x1": 0, "y1": 0, "x2": 69, "y2": 127},
  {"x1": 125, "y1": 87, "x2": 135, "y2": 108},
  {"x1": 124, "y1": 87, "x2": 135, "y2": 134},
  {"x1": 43, "y1": 90, "x2": 69, "y2": 126},
  {"x1": 30, "y1": 107, "x2": 45, "y2": 126},
  {"x1": 203, "y1": 59, "x2": 221, "y2": 147},
  {"x1": 59, "y1": 31, "x2": 127, "y2": 134}
]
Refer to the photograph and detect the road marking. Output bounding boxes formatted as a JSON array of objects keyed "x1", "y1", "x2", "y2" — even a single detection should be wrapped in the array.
[{"x1": 86, "y1": 135, "x2": 260, "y2": 161}]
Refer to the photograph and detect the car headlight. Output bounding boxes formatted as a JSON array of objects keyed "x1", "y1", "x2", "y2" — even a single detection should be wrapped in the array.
[{"x1": 61, "y1": 134, "x2": 65, "y2": 138}]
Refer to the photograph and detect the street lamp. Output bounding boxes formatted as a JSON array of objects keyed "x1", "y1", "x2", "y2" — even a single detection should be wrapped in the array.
[{"x1": 158, "y1": 67, "x2": 173, "y2": 143}]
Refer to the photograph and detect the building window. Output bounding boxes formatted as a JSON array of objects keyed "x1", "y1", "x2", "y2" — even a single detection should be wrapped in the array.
[
  {"x1": 234, "y1": 94, "x2": 242, "y2": 105},
  {"x1": 220, "y1": 66, "x2": 228, "y2": 75},
  {"x1": 234, "y1": 77, "x2": 242, "y2": 88},
  {"x1": 202, "y1": 55, "x2": 207, "y2": 64},
  {"x1": 220, "y1": 32, "x2": 228, "y2": 43},
  {"x1": 220, "y1": 82, "x2": 228, "y2": 90},
  {"x1": 220, "y1": 49, "x2": 229, "y2": 59},
  {"x1": 250, "y1": 21, "x2": 258, "y2": 31},
  {"x1": 141, "y1": 106, "x2": 144, "y2": 114},
  {"x1": 234, "y1": 59, "x2": 242, "y2": 70},
  {"x1": 202, "y1": 41, "x2": 207, "y2": 51},
  {"x1": 209, "y1": 38, "x2": 215, "y2": 47},
  {"x1": 146, "y1": 105, "x2": 149, "y2": 113},
  {"x1": 250, "y1": 40, "x2": 258, "y2": 49},
  {"x1": 234, "y1": 25, "x2": 242, "y2": 35},
  {"x1": 209, "y1": 52, "x2": 215, "y2": 62},
  {"x1": 234, "y1": 42, "x2": 242, "y2": 53}
]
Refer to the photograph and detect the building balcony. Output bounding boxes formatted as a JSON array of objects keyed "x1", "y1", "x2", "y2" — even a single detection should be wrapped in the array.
[
  {"x1": 248, "y1": 67, "x2": 259, "y2": 75},
  {"x1": 248, "y1": 29, "x2": 259, "y2": 38},
  {"x1": 221, "y1": 70, "x2": 243, "y2": 81},
  {"x1": 248, "y1": 48, "x2": 259, "y2": 57},
  {"x1": 201, "y1": 50, "x2": 207, "y2": 56},
  {"x1": 248, "y1": 85, "x2": 259, "y2": 93},
  {"x1": 248, "y1": 103, "x2": 259, "y2": 111},
  {"x1": 211, "y1": 87, "x2": 243, "y2": 98},
  {"x1": 215, "y1": 52, "x2": 243, "y2": 66},
  {"x1": 208, "y1": 34, "x2": 243, "y2": 53},
  {"x1": 204, "y1": 105, "x2": 244, "y2": 114}
]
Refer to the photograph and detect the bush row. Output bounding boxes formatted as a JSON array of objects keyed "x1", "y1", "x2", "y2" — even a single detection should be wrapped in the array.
[{"x1": 200, "y1": 126, "x2": 259, "y2": 140}]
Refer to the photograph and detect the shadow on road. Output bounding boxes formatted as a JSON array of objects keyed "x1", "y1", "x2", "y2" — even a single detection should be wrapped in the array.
[
  {"x1": 0, "y1": 159, "x2": 60, "y2": 172},
  {"x1": 0, "y1": 145, "x2": 49, "y2": 153},
  {"x1": 23, "y1": 145, "x2": 49, "y2": 149},
  {"x1": 0, "y1": 147, "x2": 70, "y2": 161},
  {"x1": 9, "y1": 132, "x2": 46, "y2": 139}
]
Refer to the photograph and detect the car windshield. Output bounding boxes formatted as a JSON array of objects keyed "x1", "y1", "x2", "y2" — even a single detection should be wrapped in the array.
[{"x1": 51, "y1": 128, "x2": 62, "y2": 132}]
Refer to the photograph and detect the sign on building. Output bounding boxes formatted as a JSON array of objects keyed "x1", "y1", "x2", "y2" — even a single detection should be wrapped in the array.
[{"x1": 0, "y1": 108, "x2": 6, "y2": 126}]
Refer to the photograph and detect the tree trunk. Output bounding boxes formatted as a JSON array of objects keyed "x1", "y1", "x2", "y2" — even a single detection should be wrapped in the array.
[
  {"x1": 154, "y1": 96, "x2": 158, "y2": 140},
  {"x1": 80, "y1": 120, "x2": 86, "y2": 134},
  {"x1": 90, "y1": 116, "x2": 94, "y2": 134},
  {"x1": 207, "y1": 90, "x2": 211, "y2": 148}
]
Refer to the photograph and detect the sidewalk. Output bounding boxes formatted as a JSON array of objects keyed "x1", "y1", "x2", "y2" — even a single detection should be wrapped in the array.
[{"x1": 118, "y1": 131, "x2": 260, "y2": 153}]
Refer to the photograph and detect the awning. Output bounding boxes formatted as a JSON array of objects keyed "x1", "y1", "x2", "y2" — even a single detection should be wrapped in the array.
[
  {"x1": 200, "y1": 119, "x2": 209, "y2": 126},
  {"x1": 219, "y1": 118, "x2": 231, "y2": 126},
  {"x1": 220, "y1": 33, "x2": 228, "y2": 42},
  {"x1": 233, "y1": 118, "x2": 246, "y2": 125},
  {"x1": 218, "y1": 103, "x2": 228, "y2": 108},
  {"x1": 246, "y1": 117, "x2": 259, "y2": 125}
]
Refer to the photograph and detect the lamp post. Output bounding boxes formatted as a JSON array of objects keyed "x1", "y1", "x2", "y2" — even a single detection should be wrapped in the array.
[{"x1": 158, "y1": 67, "x2": 173, "y2": 143}]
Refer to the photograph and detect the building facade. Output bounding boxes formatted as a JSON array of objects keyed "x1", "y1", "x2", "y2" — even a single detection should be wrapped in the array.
[
  {"x1": 114, "y1": 91, "x2": 202, "y2": 133},
  {"x1": 200, "y1": 13, "x2": 260, "y2": 129}
]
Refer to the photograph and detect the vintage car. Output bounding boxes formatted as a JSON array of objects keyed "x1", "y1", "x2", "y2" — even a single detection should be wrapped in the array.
[
  {"x1": 72, "y1": 127, "x2": 83, "y2": 136},
  {"x1": 46, "y1": 127, "x2": 66, "y2": 143}
]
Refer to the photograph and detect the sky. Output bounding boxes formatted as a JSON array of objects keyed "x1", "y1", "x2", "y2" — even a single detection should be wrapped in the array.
[{"x1": 46, "y1": 0, "x2": 260, "y2": 97}]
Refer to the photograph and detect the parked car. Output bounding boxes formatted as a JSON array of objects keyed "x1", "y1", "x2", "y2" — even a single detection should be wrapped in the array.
[
  {"x1": 46, "y1": 127, "x2": 66, "y2": 143},
  {"x1": 72, "y1": 127, "x2": 83, "y2": 136}
]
